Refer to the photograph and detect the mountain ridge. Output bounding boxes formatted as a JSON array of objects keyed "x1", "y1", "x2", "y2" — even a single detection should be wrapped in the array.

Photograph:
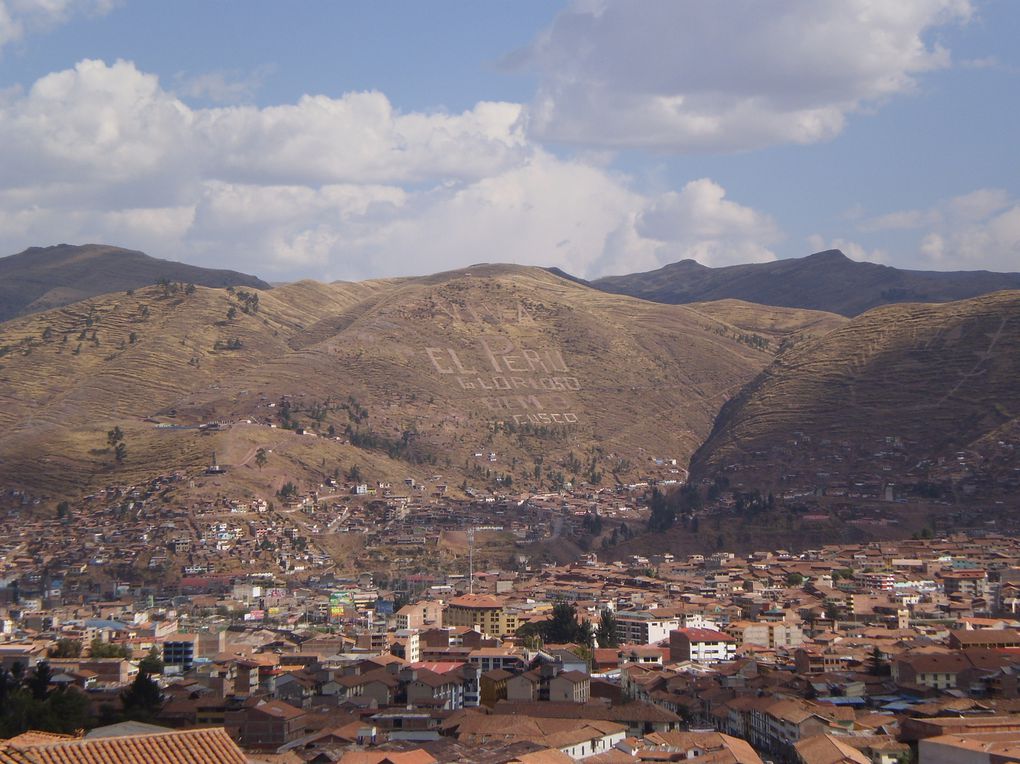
[{"x1": 0, "y1": 244, "x2": 270, "y2": 323}]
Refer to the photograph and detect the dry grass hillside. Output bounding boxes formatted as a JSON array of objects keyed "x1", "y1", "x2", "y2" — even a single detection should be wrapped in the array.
[
  {"x1": 690, "y1": 290, "x2": 1020, "y2": 502},
  {"x1": 0, "y1": 265, "x2": 841, "y2": 501}
]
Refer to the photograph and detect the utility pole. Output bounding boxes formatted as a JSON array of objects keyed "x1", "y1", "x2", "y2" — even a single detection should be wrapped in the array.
[{"x1": 468, "y1": 527, "x2": 475, "y2": 594}]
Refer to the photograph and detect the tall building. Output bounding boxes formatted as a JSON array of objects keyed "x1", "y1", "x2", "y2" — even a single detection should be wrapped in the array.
[
  {"x1": 444, "y1": 594, "x2": 518, "y2": 637},
  {"x1": 615, "y1": 611, "x2": 681, "y2": 645}
]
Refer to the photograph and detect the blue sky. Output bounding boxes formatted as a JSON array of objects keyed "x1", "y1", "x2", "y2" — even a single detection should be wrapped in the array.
[{"x1": 0, "y1": 0, "x2": 1017, "y2": 280}]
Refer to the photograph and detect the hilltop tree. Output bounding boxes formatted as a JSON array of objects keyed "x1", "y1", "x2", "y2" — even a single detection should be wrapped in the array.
[
  {"x1": 107, "y1": 426, "x2": 124, "y2": 448},
  {"x1": 647, "y1": 488, "x2": 676, "y2": 531},
  {"x1": 255, "y1": 448, "x2": 268, "y2": 470}
]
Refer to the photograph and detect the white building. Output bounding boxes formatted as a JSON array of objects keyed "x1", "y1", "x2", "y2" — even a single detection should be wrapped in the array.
[
  {"x1": 669, "y1": 628, "x2": 737, "y2": 664},
  {"x1": 615, "y1": 611, "x2": 681, "y2": 645}
]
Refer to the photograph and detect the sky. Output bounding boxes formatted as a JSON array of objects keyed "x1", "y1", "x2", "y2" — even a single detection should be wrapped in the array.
[{"x1": 0, "y1": 0, "x2": 1018, "y2": 282}]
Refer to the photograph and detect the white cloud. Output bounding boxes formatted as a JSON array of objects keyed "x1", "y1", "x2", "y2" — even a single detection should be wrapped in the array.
[
  {"x1": 858, "y1": 189, "x2": 1020, "y2": 271},
  {"x1": 0, "y1": 58, "x2": 783, "y2": 280},
  {"x1": 518, "y1": 0, "x2": 972, "y2": 152},
  {"x1": 629, "y1": 179, "x2": 782, "y2": 267},
  {"x1": 0, "y1": 0, "x2": 115, "y2": 51}
]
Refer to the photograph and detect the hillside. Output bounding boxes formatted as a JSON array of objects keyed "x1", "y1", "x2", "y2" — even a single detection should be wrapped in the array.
[
  {"x1": 0, "y1": 244, "x2": 270, "y2": 322},
  {"x1": 587, "y1": 250, "x2": 1020, "y2": 317},
  {"x1": 0, "y1": 265, "x2": 840, "y2": 501},
  {"x1": 689, "y1": 291, "x2": 1020, "y2": 504}
]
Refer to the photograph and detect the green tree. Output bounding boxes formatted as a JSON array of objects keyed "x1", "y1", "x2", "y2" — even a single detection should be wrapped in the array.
[
  {"x1": 868, "y1": 645, "x2": 889, "y2": 676},
  {"x1": 255, "y1": 447, "x2": 268, "y2": 470},
  {"x1": 226, "y1": 306, "x2": 237, "y2": 321},
  {"x1": 595, "y1": 608, "x2": 620, "y2": 648},
  {"x1": 27, "y1": 661, "x2": 53, "y2": 701},
  {"x1": 40, "y1": 686, "x2": 91, "y2": 733},
  {"x1": 518, "y1": 601, "x2": 594, "y2": 646},
  {"x1": 785, "y1": 572, "x2": 804, "y2": 587},
  {"x1": 139, "y1": 646, "x2": 164, "y2": 676},
  {"x1": 90, "y1": 639, "x2": 131, "y2": 659},
  {"x1": 48, "y1": 638, "x2": 82, "y2": 658},
  {"x1": 120, "y1": 670, "x2": 162, "y2": 722}
]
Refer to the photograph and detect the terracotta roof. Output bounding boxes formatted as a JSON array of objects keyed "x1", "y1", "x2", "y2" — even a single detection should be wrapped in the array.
[
  {"x1": 0, "y1": 727, "x2": 247, "y2": 764},
  {"x1": 1, "y1": 733, "x2": 76, "y2": 749},
  {"x1": 794, "y1": 733, "x2": 871, "y2": 764},
  {"x1": 249, "y1": 699, "x2": 307, "y2": 720},
  {"x1": 338, "y1": 750, "x2": 438, "y2": 764},
  {"x1": 673, "y1": 628, "x2": 735, "y2": 643},
  {"x1": 448, "y1": 594, "x2": 505, "y2": 609}
]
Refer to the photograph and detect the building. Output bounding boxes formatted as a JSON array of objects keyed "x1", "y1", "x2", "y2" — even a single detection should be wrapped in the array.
[
  {"x1": 728, "y1": 620, "x2": 804, "y2": 649},
  {"x1": 479, "y1": 668, "x2": 512, "y2": 708},
  {"x1": 669, "y1": 628, "x2": 736, "y2": 664},
  {"x1": 395, "y1": 601, "x2": 443, "y2": 631},
  {"x1": 443, "y1": 594, "x2": 518, "y2": 638},
  {"x1": 226, "y1": 699, "x2": 307, "y2": 749},
  {"x1": 405, "y1": 668, "x2": 466, "y2": 710},
  {"x1": 548, "y1": 670, "x2": 591, "y2": 703},
  {"x1": 919, "y1": 732, "x2": 1020, "y2": 764},
  {"x1": 948, "y1": 628, "x2": 1020, "y2": 650},
  {"x1": 616, "y1": 611, "x2": 681, "y2": 645},
  {"x1": 861, "y1": 572, "x2": 897, "y2": 592},
  {"x1": 892, "y1": 652, "x2": 971, "y2": 691},
  {"x1": 162, "y1": 636, "x2": 196, "y2": 673},
  {"x1": 941, "y1": 570, "x2": 988, "y2": 598}
]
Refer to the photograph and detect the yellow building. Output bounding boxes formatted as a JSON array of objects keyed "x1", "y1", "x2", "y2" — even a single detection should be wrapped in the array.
[{"x1": 444, "y1": 594, "x2": 518, "y2": 637}]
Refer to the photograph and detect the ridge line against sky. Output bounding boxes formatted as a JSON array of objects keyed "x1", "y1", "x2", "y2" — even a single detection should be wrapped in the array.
[{"x1": 0, "y1": 0, "x2": 1017, "y2": 281}]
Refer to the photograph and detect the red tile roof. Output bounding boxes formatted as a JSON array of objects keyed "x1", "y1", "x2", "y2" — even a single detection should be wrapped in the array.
[{"x1": 0, "y1": 727, "x2": 247, "y2": 764}]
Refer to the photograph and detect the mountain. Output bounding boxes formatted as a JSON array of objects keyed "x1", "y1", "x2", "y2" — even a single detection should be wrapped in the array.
[
  {"x1": 689, "y1": 290, "x2": 1020, "y2": 503},
  {"x1": 0, "y1": 264, "x2": 842, "y2": 501},
  {"x1": 0, "y1": 244, "x2": 270, "y2": 323},
  {"x1": 587, "y1": 250, "x2": 1020, "y2": 317}
]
